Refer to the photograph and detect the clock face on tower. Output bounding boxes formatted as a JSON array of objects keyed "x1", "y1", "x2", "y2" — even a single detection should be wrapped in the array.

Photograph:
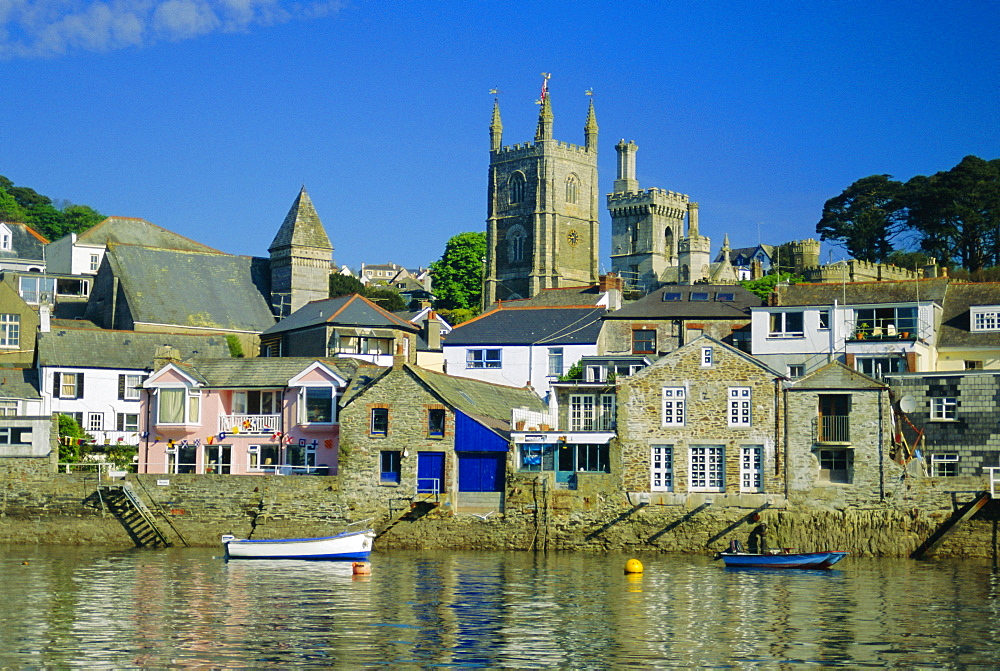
[{"x1": 567, "y1": 229, "x2": 580, "y2": 246}]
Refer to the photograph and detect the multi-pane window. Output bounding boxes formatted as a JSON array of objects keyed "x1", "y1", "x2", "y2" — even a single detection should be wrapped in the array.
[
  {"x1": 380, "y1": 451, "x2": 402, "y2": 483},
  {"x1": 565, "y1": 174, "x2": 579, "y2": 204},
  {"x1": 651, "y1": 445, "x2": 673, "y2": 492},
  {"x1": 788, "y1": 364, "x2": 804, "y2": 378},
  {"x1": 662, "y1": 387, "x2": 685, "y2": 426},
  {"x1": 818, "y1": 449, "x2": 850, "y2": 483},
  {"x1": 690, "y1": 446, "x2": 725, "y2": 492},
  {"x1": 818, "y1": 309, "x2": 831, "y2": 329},
  {"x1": 371, "y1": 407, "x2": 389, "y2": 435},
  {"x1": 428, "y1": 408, "x2": 445, "y2": 437},
  {"x1": 0, "y1": 314, "x2": 19, "y2": 347},
  {"x1": 548, "y1": 348, "x2": 564, "y2": 377},
  {"x1": 87, "y1": 412, "x2": 103, "y2": 432},
  {"x1": 248, "y1": 444, "x2": 280, "y2": 471},
  {"x1": 929, "y1": 453, "x2": 959, "y2": 477},
  {"x1": 467, "y1": 349, "x2": 502, "y2": 369},
  {"x1": 930, "y1": 397, "x2": 958, "y2": 420},
  {"x1": 89, "y1": 254, "x2": 100, "y2": 272},
  {"x1": 55, "y1": 372, "x2": 83, "y2": 399},
  {"x1": 728, "y1": 387, "x2": 752, "y2": 427},
  {"x1": 0, "y1": 427, "x2": 30, "y2": 445},
  {"x1": 116, "y1": 413, "x2": 139, "y2": 432},
  {"x1": 769, "y1": 311, "x2": 804, "y2": 337},
  {"x1": 701, "y1": 347, "x2": 713, "y2": 367},
  {"x1": 507, "y1": 227, "x2": 526, "y2": 263},
  {"x1": 509, "y1": 172, "x2": 526, "y2": 204},
  {"x1": 972, "y1": 310, "x2": 1000, "y2": 331},
  {"x1": 233, "y1": 390, "x2": 280, "y2": 415},
  {"x1": 119, "y1": 374, "x2": 144, "y2": 401},
  {"x1": 569, "y1": 394, "x2": 615, "y2": 431},
  {"x1": 304, "y1": 387, "x2": 335, "y2": 423},
  {"x1": 854, "y1": 306, "x2": 918, "y2": 338},
  {"x1": 518, "y1": 443, "x2": 608, "y2": 474},
  {"x1": 741, "y1": 445, "x2": 763, "y2": 492},
  {"x1": 157, "y1": 388, "x2": 200, "y2": 424},
  {"x1": 19, "y1": 276, "x2": 55, "y2": 304},
  {"x1": 633, "y1": 329, "x2": 656, "y2": 355},
  {"x1": 0, "y1": 400, "x2": 17, "y2": 416}
]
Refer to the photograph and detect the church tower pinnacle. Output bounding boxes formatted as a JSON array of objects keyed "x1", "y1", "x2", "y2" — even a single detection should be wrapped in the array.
[
  {"x1": 490, "y1": 98, "x2": 503, "y2": 152},
  {"x1": 584, "y1": 97, "x2": 598, "y2": 152},
  {"x1": 534, "y1": 73, "x2": 553, "y2": 142}
]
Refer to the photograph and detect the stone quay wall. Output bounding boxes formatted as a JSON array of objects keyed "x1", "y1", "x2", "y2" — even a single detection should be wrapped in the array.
[{"x1": 1, "y1": 470, "x2": 997, "y2": 559}]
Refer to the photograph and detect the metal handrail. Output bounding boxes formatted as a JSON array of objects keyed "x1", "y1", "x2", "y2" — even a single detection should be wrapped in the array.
[{"x1": 986, "y1": 467, "x2": 1000, "y2": 498}]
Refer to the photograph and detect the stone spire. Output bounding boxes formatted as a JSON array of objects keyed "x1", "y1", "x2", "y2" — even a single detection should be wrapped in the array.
[
  {"x1": 722, "y1": 233, "x2": 731, "y2": 263},
  {"x1": 584, "y1": 98, "x2": 598, "y2": 152},
  {"x1": 534, "y1": 93, "x2": 553, "y2": 142},
  {"x1": 490, "y1": 99, "x2": 503, "y2": 152},
  {"x1": 269, "y1": 186, "x2": 332, "y2": 253},
  {"x1": 269, "y1": 186, "x2": 334, "y2": 317}
]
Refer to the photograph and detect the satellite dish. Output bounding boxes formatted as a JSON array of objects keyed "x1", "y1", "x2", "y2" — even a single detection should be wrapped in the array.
[{"x1": 899, "y1": 395, "x2": 916, "y2": 413}]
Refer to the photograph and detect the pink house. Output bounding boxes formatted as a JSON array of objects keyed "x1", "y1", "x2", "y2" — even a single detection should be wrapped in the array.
[{"x1": 139, "y1": 355, "x2": 351, "y2": 475}]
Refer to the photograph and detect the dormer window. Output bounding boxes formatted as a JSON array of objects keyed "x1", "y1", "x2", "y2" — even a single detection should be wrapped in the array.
[
  {"x1": 971, "y1": 306, "x2": 1000, "y2": 332},
  {"x1": 0, "y1": 224, "x2": 11, "y2": 251}
]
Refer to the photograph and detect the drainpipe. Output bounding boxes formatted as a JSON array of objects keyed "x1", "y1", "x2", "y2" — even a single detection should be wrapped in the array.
[
  {"x1": 783, "y1": 383, "x2": 790, "y2": 500},
  {"x1": 878, "y1": 387, "x2": 885, "y2": 500}
]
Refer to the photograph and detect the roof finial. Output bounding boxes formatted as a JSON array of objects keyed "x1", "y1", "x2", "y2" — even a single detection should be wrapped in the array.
[{"x1": 534, "y1": 73, "x2": 553, "y2": 142}]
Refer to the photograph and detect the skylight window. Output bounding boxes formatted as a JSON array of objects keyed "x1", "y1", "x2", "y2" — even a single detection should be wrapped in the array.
[
  {"x1": 716, "y1": 293, "x2": 735, "y2": 302},
  {"x1": 690, "y1": 293, "x2": 710, "y2": 301},
  {"x1": 662, "y1": 292, "x2": 682, "y2": 301}
]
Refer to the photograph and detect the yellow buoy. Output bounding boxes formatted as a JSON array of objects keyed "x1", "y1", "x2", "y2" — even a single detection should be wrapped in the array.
[{"x1": 624, "y1": 558, "x2": 644, "y2": 574}]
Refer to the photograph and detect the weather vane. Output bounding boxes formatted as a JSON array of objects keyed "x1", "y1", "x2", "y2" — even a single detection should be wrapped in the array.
[
  {"x1": 489, "y1": 87, "x2": 502, "y2": 99},
  {"x1": 585, "y1": 88, "x2": 593, "y2": 97},
  {"x1": 535, "y1": 72, "x2": 551, "y2": 105}
]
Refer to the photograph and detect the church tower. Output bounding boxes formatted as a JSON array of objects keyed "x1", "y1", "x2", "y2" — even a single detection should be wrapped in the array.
[
  {"x1": 608, "y1": 140, "x2": 690, "y2": 292},
  {"x1": 485, "y1": 79, "x2": 600, "y2": 304},
  {"x1": 269, "y1": 186, "x2": 334, "y2": 317}
]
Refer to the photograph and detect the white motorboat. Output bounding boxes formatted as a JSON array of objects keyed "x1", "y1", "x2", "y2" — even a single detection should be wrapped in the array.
[{"x1": 221, "y1": 529, "x2": 374, "y2": 561}]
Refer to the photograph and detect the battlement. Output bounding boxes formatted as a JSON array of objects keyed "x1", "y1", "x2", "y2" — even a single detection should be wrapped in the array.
[
  {"x1": 804, "y1": 258, "x2": 925, "y2": 283},
  {"x1": 607, "y1": 188, "x2": 690, "y2": 205},
  {"x1": 494, "y1": 140, "x2": 594, "y2": 160}
]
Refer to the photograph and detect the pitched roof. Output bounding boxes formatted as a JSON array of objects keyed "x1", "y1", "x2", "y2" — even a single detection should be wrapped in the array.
[
  {"x1": 0, "y1": 222, "x2": 47, "y2": 262},
  {"x1": 626, "y1": 334, "x2": 785, "y2": 380},
  {"x1": 262, "y1": 293, "x2": 419, "y2": 335},
  {"x1": 268, "y1": 187, "x2": 332, "y2": 252},
  {"x1": 717, "y1": 244, "x2": 774, "y2": 265},
  {"x1": 789, "y1": 360, "x2": 886, "y2": 390},
  {"x1": 605, "y1": 285, "x2": 761, "y2": 320},
  {"x1": 172, "y1": 357, "x2": 354, "y2": 389},
  {"x1": 491, "y1": 285, "x2": 608, "y2": 308},
  {"x1": 937, "y1": 282, "x2": 1000, "y2": 348},
  {"x1": 105, "y1": 244, "x2": 276, "y2": 332},
  {"x1": 407, "y1": 365, "x2": 547, "y2": 430},
  {"x1": 444, "y1": 306, "x2": 605, "y2": 346},
  {"x1": 76, "y1": 217, "x2": 220, "y2": 252},
  {"x1": 37, "y1": 328, "x2": 231, "y2": 369},
  {"x1": 773, "y1": 278, "x2": 950, "y2": 307},
  {"x1": 0, "y1": 368, "x2": 41, "y2": 400}
]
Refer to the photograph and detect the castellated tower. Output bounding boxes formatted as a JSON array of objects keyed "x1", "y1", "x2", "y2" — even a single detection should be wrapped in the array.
[
  {"x1": 485, "y1": 89, "x2": 600, "y2": 304},
  {"x1": 269, "y1": 186, "x2": 334, "y2": 318},
  {"x1": 608, "y1": 140, "x2": 690, "y2": 291},
  {"x1": 678, "y1": 202, "x2": 711, "y2": 285},
  {"x1": 790, "y1": 238, "x2": 821, "y2": 272}
]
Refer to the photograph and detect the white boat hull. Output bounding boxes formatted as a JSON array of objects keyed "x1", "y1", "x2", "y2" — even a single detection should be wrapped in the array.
[{"x1": 222, "y1": 529, "x2": 374, "y2": 561}]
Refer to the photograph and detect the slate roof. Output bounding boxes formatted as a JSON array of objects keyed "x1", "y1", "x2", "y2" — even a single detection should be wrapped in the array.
[
  {"x1": 75, "y1": 217, "x2": 220, "y2": 252},
  {"x1": 491, "y1": 285, "x2": 607, "y2": 308},
  {"x1": 269, "y1": 187, "x2": 332, "y2": 252},
  {"x1": 937, "y1": 282, "x2": 1000, "y2": 348},
  {"x1": 37, "y1": 329, "x2": 231, "y2": 369},
  {"x1": 0, "y1": 222, "x2": 47, "y2": 263},
  {"x1": 263, "y1": 294, "x2": 419, "y2": 336},
  {"x1": 789, "y1": 360, "x2": 885, "y2": 390},
  {"x1": 604, "y1": 285, "x2": 761, "y2": 320},
  {"x1": 443, "y1": 306, "x2": 605, "y2": 346},
  {"x1": 772, "y1": 278, "x2": 950, "y2": 307},
  {"x1": 717, "y1": 244, "x2": 775, "y2": 265},
  {"x1": 0, "y1": 368, "x2": 41, "y2": 399},
  {"x1": 105, "y1": 244, "x2": 276, "y2": 332},
  {"x1": 168, "y1": 357, "x2": 355, "y2": 389}
]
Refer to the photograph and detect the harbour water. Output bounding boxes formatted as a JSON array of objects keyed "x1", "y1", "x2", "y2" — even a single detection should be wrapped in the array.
[{"x1": 0, "y1": 544, "x2": 998, "y2": 668}]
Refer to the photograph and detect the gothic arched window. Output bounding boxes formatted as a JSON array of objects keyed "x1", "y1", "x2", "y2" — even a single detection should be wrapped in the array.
[
  {"x1": 507, "y1": 225, "x2": 527, "y2": 263},
  {"x1": 509, "y1": 172, "x2": 526, "y2": 205},
  {"x1": 565, "y1": 174, "x2": 579, "y2": 204}
]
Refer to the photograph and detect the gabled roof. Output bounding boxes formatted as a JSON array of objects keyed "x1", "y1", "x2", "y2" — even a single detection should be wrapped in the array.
[
  {"x1": 605, "y1": 285, "x2": 761, "y2": 320},
  {"x1": 37, "y1": 328, "x2": 231, "y2": 370},
  {"x1": 937, "y1": 282, "x2": 1000, "y2": 348},
  {"x1": 443, "y1": 306, "x2": 605, "y2": 346},
  {"x1": 268, "y1": 187, "x2": 332, "y2": 252},
  {"x1": 0, "y1": 222, "x2": 47, "y2": 261},
  {"x1": 0, "y1": 368, "x2": 41, "y2": 400},
  {"x1": 104, "y1": 244, "x2": 276, "y2": 333},
  {"x1": 158, "y1": 357, "x2": 353, "y2": 389},
  {"x1": 626, "y1": 334, "x2": 785, "y2": 380},
  {"x1": 717, "y1": 244, "x2": 774, "y2": 265},
  {"x1": 789, "y1": 360, "x2": 886, "y2": 390},
  {"x1": 75, "y1": 217, "x2": 220, "y2": 252},
  {"x1": 491, "y1": 285, "x2": 608, "y2": 308},
  {"x1": 263, "y1": 293, "x2": 419, "y2": 336},
  {"x1": 771, "y1": 278, "x2": 950, "y2": 307}
]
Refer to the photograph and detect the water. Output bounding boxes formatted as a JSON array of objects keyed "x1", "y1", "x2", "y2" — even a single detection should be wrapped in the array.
[{"x1": 1, "y1": 545, "x2": 998, "y2": 668}]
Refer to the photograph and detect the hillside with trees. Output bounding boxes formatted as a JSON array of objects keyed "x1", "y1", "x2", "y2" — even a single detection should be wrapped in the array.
[{"x1": 0, "y1": 175, "x2": 104, "y2": 241}]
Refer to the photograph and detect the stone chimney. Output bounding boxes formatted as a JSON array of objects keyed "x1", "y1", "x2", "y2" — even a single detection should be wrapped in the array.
[
  {"x1": 423, "y1": 313, "x2": 442, "y2": 351},
  {"x1": 153, "y1": 345, "x2": 181, "y2": 370},
  {"x1": 38, "y1": 304, "x2": 51, "y2": 333},
  {"x1": 393, "y1": 339, "x2": 406, "y2": 370}
]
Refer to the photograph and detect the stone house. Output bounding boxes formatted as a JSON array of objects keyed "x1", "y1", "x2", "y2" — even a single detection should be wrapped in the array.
[
  {"x1": 784, "y1": 361, "x2": 897, "y2": 508},
  {"x1": 337, "y1": 361, "x2": 547, "y2": 515},
  {"x1": 599, "y1": 284, "x2": 761, "y2": 359},
  {"x1": 0, "y1": 279, "x2": 39, "y2": 367},
  {"x1": 616, "y1": 335, "x2": 785, "y2": 505},
  {"x1": 141, "y1": 355, "x2": 352, "y2": 476}
]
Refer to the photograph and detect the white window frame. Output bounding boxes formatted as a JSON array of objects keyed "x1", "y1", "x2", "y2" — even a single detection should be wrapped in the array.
[
  {"x1": 728, "y1": 387, "x2": 752, "y2": 427},
  {"x1": 788, "y1": 364, "x2": 804, "y2": 378},
  {"x1": 740, "y1": 445, "x2": 763, "y2": 492},
  {"x1": 818, "y1": 309, "x2": 831, "y2": 330},
  {"x1": 768, "y1": 311, "x2": 804, "y2": 337},
  {"x1": 58, "y1": 372, "x2": 83, "y2": 399},
  {"x1": 87, "y1": 412, "x2": 103, "y2": 432},
  {"x1": 661, "y1": 387, "x2": 686, "y2": 426},
  {"x1": 0, "y1": 313, "x2": 19, "y2": 348},
  {"x1": 299, "y1": 386, "x2": 336, "y2": 425},
  {"x1": 569, "y1": 394, "x2": 615, "y2": 432},
  {"x1": 0, "y1": 400, "x2": 18, "y2": 416},
  {"x1": 651, "y1": 445, "x2": 673, "y2": 492},
  {"x1": 467, "y1": 349, "x2": 502, "y2": 369},
  {"x1": 116, "y1": 412, "x2": 139, "y2": 432},
  {"x1": 0, "y1": 224, "x2": 10, "y2": 251},
  {"x1": 689, "y1": 445, "x2": 725, "y2": 492},
  {"x1": 971, "y1": 308, "x2": 1000, "y2": 332},
  {"x1": 548, "y1": 347, "x2": 564, "y2": 377},
  {"x1": 701, "y1": 347, "x2": 713, "y2": 368},
  {"x1": 930, "y1": 397, "x2": 957, "y2": 421},
  {"x1": 156, "y1": 386, "x2": 201, "y2": 425},
  {"x1": 124, "y1": 374, "x2": 143, "y2": 401},
  {"x1": 89, "y1": 254, "x2": 100, "y2": 272},
  {"x1": 929, "y1": 452, "x2": 959, "y2": 477}
]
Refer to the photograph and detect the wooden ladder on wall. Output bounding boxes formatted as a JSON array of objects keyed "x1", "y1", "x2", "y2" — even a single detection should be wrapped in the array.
[{"x1": 911, "y1": 491, "x2": 991, "y2": 559}]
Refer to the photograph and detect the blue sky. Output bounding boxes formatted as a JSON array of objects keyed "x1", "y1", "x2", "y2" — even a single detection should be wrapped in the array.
[{"x1": 3, "y1": 0, "x2": 998, "y2": 272}]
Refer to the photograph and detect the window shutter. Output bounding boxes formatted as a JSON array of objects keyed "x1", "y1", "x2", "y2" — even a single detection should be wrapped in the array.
[
  {"x1": 77, "y1": 374, "x2": 84, "y2": 399},
  {"x1": 118, "y1": 375, "x2": 126, "y2": 400},
  {"x1": 53, "y1": 372, "x2": 61, "y2": 395},
  {"x1": 116, "y1": 413, "x2": 124, "y2": 431}
]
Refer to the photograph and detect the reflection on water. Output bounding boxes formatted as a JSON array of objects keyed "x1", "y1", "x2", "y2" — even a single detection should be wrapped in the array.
[{"x1": 0, "y1": 544, "x2": 998, "y2": 668}]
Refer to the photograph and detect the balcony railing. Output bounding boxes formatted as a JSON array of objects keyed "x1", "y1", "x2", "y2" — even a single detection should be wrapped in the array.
[
  {"x1": 90, "y1": 430, "x2": 141, "y2": 446},
  {"x1": 512, "y1": 407, "x2": 558, "y2": 432},
  {"x1": 218, "y1": 414, "x2": 281, "y2": 434},
  {"x1": 818, "y1": 415, "x2": 850, "y2": 443}
]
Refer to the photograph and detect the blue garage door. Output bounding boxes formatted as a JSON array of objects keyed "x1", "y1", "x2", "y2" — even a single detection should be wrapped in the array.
[
  {"x1": 457, "y1": 452, "x2": 506, "y2": 492},
  {"x1": 417, "y1": 452, "x2": 445, "y2": 494}
]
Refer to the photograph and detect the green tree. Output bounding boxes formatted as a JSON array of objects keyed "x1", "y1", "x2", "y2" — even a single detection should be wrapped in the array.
[
  {"x1": 886, "y1": 250, "x2": 933, "y2": 271},
  {"x1": 816, "y1": 174, "x2": 906, "y2": 263},
  {"x1": 364, "y1": 286, "x2": 407, "y2": 312},
  {"x1": 739, "y1": 272, "x2": 804, "y2": 301},
  {"x1": 329, "y1": 272, "x2": 365, "y2": 298},
  {"x1": 0, "y1": 174, "x2": 104, "y2": 240},
  {"x1": 903, "y1": 156, "x2": 1000, "y2": 271},
  {"x1": 57, "y1": 414, "x2": 92, "y2": 463},
  {"x1": 430, "y1": 231, "x2": 487, "y2": 311}
]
